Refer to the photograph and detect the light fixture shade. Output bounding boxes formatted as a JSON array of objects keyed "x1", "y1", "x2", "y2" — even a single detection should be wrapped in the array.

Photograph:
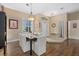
[
  {"x1": 28, "y1": 15, "x2": 34, "y2": 21},
  {"x1": 26, "y1": 4, "x2": 34, "y2": 21}
]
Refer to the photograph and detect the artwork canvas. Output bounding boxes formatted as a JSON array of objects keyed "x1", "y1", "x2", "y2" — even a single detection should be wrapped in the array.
[
  {"x1": 9, "y1": 19, "x2": 18, "y2": 29},
  {"x1": 73, "y1": 23, "x2": 77, "y2": 28}
]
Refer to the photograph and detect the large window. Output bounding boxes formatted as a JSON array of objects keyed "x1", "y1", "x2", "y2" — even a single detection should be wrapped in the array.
[{"x1": 22, "y1": 19, "x2": 31, "y2": 32}]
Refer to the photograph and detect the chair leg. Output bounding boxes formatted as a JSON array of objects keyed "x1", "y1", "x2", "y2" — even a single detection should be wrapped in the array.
[
  {"x1": 4, "y1": 46, "x2": 6, "y2": 56},
  {"x1": 4, "y1": 41, "x2": 7, "y2": 56}
]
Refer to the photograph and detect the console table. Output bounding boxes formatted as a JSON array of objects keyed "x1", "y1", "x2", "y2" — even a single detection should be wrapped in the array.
[
  {"x1": 26, "y1": 37, "x2": 37, "y2": 56},
  {"x1": 19, "y1": 32, "x2": 46, "y2": 56}
]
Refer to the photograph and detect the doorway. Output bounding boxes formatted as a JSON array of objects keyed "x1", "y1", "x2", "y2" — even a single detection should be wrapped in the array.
[{"x1": 41, "y1": 20, "x2": 48, "y2": 37}]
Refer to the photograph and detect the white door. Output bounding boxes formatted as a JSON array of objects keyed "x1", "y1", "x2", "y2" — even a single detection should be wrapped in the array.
[
  {"x1": 41, "y1": 20, "x2": 48, "y2": 37},
  {"x1": 59, "y1": 21, "x2": 64, "y2": 38}
]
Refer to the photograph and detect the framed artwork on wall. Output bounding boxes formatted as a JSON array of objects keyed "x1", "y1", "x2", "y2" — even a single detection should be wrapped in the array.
[
  {"x1": 73, "y1": 23, "x2": 77, "y2": 28},
  {"x1": 9, "y1": 19, "x2": 18, "y2": 29}
]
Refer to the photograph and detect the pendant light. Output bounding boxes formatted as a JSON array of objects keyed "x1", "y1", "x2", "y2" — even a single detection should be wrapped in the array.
[{"x1": 26, "y1": 3, "x2": 34, "y2": 21}]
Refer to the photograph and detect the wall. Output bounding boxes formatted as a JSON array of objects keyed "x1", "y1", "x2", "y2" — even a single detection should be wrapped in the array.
[
  {"x1": 48, "y1": 14, "x2": 67, "y2": 39},
  {"x1": 34, "y1": 15, "x2": 49, "y2": 34},
  {"x1": 34, "y1": 15, "x2": 40, "y2": 32},
  {"x1": 67, "y1": 11, "x2": 79, "y2": 39},
  {"x1": 67, "y1": 11, "x2": 79, "y2": 20},
  {"x1": 4, "y1": 7, "x2": 28, "y2": 42}
]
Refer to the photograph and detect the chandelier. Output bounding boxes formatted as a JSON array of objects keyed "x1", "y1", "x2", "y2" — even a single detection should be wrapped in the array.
[{"x1": 26, "y1": 3, "x2": 34, "y2": 21}]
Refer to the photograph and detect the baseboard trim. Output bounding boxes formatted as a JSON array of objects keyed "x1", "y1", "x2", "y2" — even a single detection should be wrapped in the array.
[
  {"x1": 69, "y1": 37, "x2": 79, "y2": 40},
  {"x1": 7, "y1": 39, "x2": 19, "y2": 43}
]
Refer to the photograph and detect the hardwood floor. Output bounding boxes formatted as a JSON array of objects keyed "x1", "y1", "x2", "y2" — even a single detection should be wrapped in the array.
[
  {"x1": 45, "y1": 39, "x2": 79, "y2": 56},
  {"x1": 0, "y1": 48, "x2": 4, "y2": 56},
  {"x1": 6, "y1": 39, "x2": 79, "y2": 56},
  {"x1": 6, "y1": 41, "x2": 36, "y2": 56}
]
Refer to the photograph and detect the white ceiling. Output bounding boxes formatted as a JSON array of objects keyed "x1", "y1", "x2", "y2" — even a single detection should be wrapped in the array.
[{"x1": 2, "y1": 3, "x2": 79, "y2": 16}]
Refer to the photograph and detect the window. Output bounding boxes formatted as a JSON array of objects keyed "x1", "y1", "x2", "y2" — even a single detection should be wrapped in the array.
[{"x1": 22, "y1": 19, "x2": 31, "y2": 32}]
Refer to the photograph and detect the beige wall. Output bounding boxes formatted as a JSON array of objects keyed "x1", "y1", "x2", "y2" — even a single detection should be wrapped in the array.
[
  {"x1": 4, "y1": 7, "x2": 28, "y2": 42},
  {"x1": 48, "y1": 14, "x2": 67, "y2": 39},
  {"x1": 34, "y1": 15, "x2": 40, "y2": 32},
  {"x1": 67, "y1": 11, "x2": 79, "y2": 20}
]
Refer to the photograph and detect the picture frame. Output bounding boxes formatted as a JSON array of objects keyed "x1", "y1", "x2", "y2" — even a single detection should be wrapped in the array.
[
  {"x1": 73, "y1": 23, "x2": 77, "y2": 28},
  {"x1": 9, "y1": 19, "x2": 18, "y2": 29}
]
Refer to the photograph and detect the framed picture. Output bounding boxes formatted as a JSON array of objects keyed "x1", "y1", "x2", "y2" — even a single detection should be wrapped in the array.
[
  {"x1": 73, "y1": 23, "x2": 77, "y2": 28},
  {"x1": 9, "y1": 19, "x2": 18, "y2": 29}
]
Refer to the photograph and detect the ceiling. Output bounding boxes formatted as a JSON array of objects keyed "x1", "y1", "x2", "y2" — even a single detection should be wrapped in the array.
[{"x1": 2, "y1": 3, "x2": 79, "y2": 16}]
